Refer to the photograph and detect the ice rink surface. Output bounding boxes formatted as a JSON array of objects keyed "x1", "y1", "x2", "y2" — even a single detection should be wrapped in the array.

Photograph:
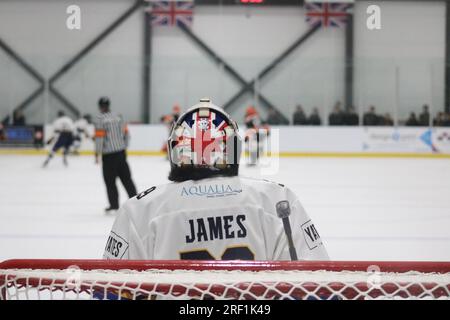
[{"x1": 1, "y1": 154, "x2": 449, "y2": 262}]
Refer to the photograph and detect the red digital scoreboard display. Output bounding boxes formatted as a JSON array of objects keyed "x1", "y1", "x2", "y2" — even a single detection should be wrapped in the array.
[{"x1": 240, "y1": 0, "x2": 264, "y2": 4}]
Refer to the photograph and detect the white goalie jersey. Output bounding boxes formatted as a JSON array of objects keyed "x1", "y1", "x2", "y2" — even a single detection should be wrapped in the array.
[{"x1": 103, "y1": 176, "x2": 329, "y2": 261}]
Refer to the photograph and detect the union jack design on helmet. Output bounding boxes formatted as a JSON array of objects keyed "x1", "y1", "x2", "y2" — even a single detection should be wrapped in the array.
[{"x1": 168, "y1": 98, "x2": 241, "y2": 169}]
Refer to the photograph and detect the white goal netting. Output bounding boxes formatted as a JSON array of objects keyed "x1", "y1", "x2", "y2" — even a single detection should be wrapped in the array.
[{"x1": 1, "y1": 260, "x2": 450, "y2": 300}]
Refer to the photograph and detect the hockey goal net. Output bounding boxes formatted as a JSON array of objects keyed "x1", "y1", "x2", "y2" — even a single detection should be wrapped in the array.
[{"x1": 1, "y1": 260, "x2": 450, "y2": 300}]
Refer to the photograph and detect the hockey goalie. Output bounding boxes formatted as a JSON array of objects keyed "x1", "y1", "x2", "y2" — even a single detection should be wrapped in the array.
[{"x1": 103, "y1": 98, "x2": 328, "y2": 263}]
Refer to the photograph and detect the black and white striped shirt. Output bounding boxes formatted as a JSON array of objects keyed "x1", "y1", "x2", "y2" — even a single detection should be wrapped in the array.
[{"x1": 95, "y1": 112, "x2": 128, "y2": 155}]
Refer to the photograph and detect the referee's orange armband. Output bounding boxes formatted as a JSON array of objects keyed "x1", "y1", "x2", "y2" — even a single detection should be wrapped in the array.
[{"x1": 95, "y1": 129, "x2": 106, "y2": 138}]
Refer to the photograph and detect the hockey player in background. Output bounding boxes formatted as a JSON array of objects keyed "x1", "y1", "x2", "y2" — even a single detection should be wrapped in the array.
[
  {"x1": 103, "y1": 98, "x2": 328, "y2": 263},
  {"x1": 160, "y1": 104, "x2": 182, "y2": 156},
  {"x1": 72, "y1": 114, "x2": 94, "y2": 155},
  {"x1": 42, "y1": 111, "x2": 75, "y2": 167},
  {"x1": 244, "y1": 105, "x2": 270, "y2": 166}
]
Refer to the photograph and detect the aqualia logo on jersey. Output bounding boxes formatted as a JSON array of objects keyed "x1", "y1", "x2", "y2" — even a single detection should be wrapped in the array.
[{"x1": 181, "y1": 184, "x2": 242, "y2": 198}]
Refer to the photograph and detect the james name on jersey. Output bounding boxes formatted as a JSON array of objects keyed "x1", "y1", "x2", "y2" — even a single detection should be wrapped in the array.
[{"x1": 185, "y1": 214, "x2": 247, "y2": 243}]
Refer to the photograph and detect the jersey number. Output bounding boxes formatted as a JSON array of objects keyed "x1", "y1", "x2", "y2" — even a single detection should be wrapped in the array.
[{"x1": 180, "y1": 246, "x2": 254, "y2": 260}]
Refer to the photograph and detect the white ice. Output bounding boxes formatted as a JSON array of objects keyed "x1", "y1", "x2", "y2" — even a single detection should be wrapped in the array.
[{"x1": 0, "y1": 154, "x2": 449, "y2": 262}]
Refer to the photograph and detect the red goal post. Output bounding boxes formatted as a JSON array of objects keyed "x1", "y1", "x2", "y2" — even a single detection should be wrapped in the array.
[{"x1": 1, "y1": 260, "x2": 450, "y2": 300}]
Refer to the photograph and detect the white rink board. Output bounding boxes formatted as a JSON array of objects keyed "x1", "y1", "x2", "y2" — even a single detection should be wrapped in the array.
[{"x1": 43, "y1": 125, "x2": 450, "y2": 154}]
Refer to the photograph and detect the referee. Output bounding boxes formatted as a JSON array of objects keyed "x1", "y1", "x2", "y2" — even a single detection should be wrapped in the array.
[{"x1": 95, "y1": 97, "x2": 137, "y2": 213}]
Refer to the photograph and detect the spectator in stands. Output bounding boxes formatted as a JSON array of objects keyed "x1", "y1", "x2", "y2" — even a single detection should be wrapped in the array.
[
  {"x1": 292, "y1": 105, "x2": 308, "y2": 125},
  {"x1": 343, "y1": 106, "x2": 359, "y2": 126},
  {"x1": 363, "y1": 106, "x2": 379, "y2": 126},
  {"x1": 442, "y1": 112, "x2": 450, "y2": 127},
  {"x1": 419, "y1": 104, "x2": 430, "y2": 126},
  {"x1": 381, "y1": 113, "x2": 394, "y2": 126},
  {"x1": 266, "y1": 108, "x2": 283, "y2": 125},
  {"x1": 328, "y1": 101, "x2": 344, "y2": 125},
  {"x1": 12, "y1": 110, "x2": 26, "y2": 126},
  {"x1": 433, "y1": 112, "x2": 444, "y2": 126},
  {"x1": 308, "y1": 107, "x2": 321, "y2": 126},
  {"x1": 2, "y1": 114, "x2": 10, "y2": 125},
  {"x1": 405, "y1": 112, "x2": 419, "y2": 126}
]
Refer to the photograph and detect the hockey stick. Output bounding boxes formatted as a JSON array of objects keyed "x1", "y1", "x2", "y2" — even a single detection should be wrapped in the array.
[
  {"x1": 276, "y1": 201, "x2": 298, "y2": 261},
  {"x1": 46, "y1": 136, "x2": 55, "y2": 145}
]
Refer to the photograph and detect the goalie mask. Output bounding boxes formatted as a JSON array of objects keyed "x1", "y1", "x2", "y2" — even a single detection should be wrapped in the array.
[{"x1": 167, "y1": 98, "x2": 241, "y2": 181}]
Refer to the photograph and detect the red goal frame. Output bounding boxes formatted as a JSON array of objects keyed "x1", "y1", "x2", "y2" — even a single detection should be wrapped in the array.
[{"x1": 2, "y1": 259, "x2": 450, "y2": 272}]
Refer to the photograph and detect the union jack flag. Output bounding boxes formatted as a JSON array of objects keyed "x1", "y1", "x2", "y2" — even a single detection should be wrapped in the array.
[
  {"x1": 145, "y1": 1, "x2": 194, "y2": 28},
  {"x1": 175, "y1": 110, "x2": 230, "y2": 166},
  {"x1": 305, "y1": 2, "x2": 351, "y2": 28}
]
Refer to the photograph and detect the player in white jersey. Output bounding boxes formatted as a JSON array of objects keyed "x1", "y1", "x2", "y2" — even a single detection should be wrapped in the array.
[
  {"x1": 103, "y1": 98, "x2": 328, "y2": 262},
  {"x1": 72, "y1": 114, "x2": 94, "y2": 155},
  {"x1": 42, "y1": 111, "x2": 75, "y2": 167}
]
